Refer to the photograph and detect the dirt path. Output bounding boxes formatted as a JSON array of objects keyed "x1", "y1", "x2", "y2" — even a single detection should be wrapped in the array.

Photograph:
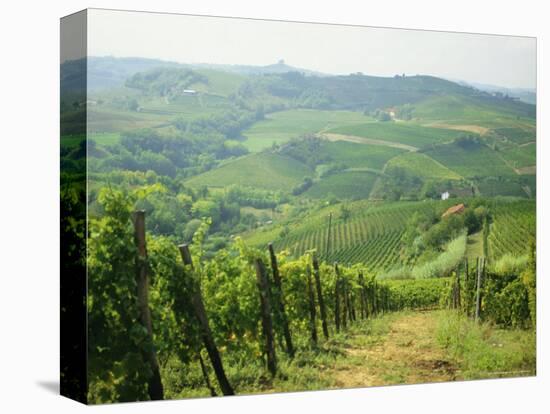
[
  {"x1": 421, "y1": 122, "x2": 490, "y2": 135},
  {"x1": 326, "y1": 311, "x2": 457, "y2": 388},
  {"x1": 321, "y1": 132, "x2": 419, "y2": 152}
]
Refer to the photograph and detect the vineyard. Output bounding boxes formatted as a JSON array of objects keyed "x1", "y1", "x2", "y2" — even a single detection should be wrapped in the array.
[
  {"x1": 487, "y1": 199, "x2": 536, "y2": 261},
  {"x1": 62, "y1": 54, "x2": 537, "y2": 405},
  {"x1": 82, "y1": 189, "x2": 536, "y2": 404},
  {"x1": 245, "y1": 197, "x2": 536, "y2": 276},
  {"x1": 253, "y1": 200, "x2": 441, "y2": 271}
]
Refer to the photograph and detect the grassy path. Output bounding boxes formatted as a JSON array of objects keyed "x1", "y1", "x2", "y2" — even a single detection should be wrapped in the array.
[
  {"x1": 323, "y1": 310, "x2": 456, "y2": 388},
  {"x1": 217, "y1": 310, "x2": 534, "y2": 397}
]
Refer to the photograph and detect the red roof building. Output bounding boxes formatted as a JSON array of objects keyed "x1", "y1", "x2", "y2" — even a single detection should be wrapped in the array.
[{"x1": 442, "y1": 203, "x2": 465, "y2": 218}]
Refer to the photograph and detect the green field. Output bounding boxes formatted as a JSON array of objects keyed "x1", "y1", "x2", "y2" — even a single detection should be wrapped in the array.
[
  {"x1": 185, "y1": 153, "x2": 312, "y2": 191},
  {"x1": 139, "y1": 94, "x2": 231, "y2": 118},
  {"x1": 493, "y1": 127, "x2": 536, "y2": 144},
  {"x1": 87, "y1": 108, "x2": 172, "y2": 133},
  {"x1": 303, "y1": 171, "x2": 378, "y2": 200},
  {"x1": 500, "y1": 142, "x2": 536, "y2": 169},
  {"x1": 386, "y1": 152, "x2": 462, "y2": 180},
  {"x1": 89, "y1": 132, "x2": 121, "y2": 147},
  {"x1": 243, "y1": 200, "x2": 442, "y2": 271},
  {"x1": 475, "y1": 177, "x2": 531, "y2": 198},
  {"x1": 242, "y1": 109, "x2": 370, "y2": 152},
  {"x1": 328, "y1": 122, "x2": 467, "y2": 149},
  {"x1": 487, "y1": 199, "x2": 536, "y2": 261},
  {"x1": 317, "y1": 141, "x2": 404, "y2": 171},
  {"x1": 191, "y1": 69, "x2": 245, "y2": 97},
  {"x1": 60, "y1": 134, "x2": 85, "y2": 149},
  {"x1": 411, "y1": 95, "x2": 536, "y2": 128},
  {"x1": 425, "y1": 142, "x2": 517, "y2": 178}
]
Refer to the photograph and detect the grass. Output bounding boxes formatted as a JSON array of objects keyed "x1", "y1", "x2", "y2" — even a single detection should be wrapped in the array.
[
  {"x1": 318, "y1": 140, "x2": 404, "y2": 171},
  {"x1": 412, "y1": 233, "x2": 467, "y2": 279},
  {"x1": 474, "y1": 177, "x2": 529, "y2": 198},
  {"x1": 60, "y1": 134, "x2": 85, "y2": 149},
  {"x1": 465, "y1": 231, "x2": 484, "y2": 260},
  {"x1": 500, "y1": 142, "x2": 536, "y2": 169},
  {"x1": 436, "y1": 310, "x2": 535, "y2": 379},
  {"x1": 158, "y1": 312, "x2": 400, "y2": 399},
  {"x1": 386, "y1": 152, "x2": 462, "y2": 180},
  {"x1": 493, "y1": 127, "x2": 536, "y2": 144},
  {"x1": 412, "y1": 94, "x2": 536, "y2": 129},
  {"x1": 328, "y1": 122, "x2": 467, "y2": 149},
  {"x1": 425, "y1": 142, "x2": 517, "y2": 178},
  {"x1": 185, "y1": 153, "x2": 312, "y2": 192},
  {"x1": 89, "y1": 132, "x2": 120, "y2": 147},
  {"x1": 192, "y1": 68, "x2": 246, "y2": 97},
  {"x1": 303, "y1": 171, "x2": 378, "y2": 199},
  {"x1": 87, "y1": 107, "x2": 173, "y2": 133},
  {"x1": 243, "y1": 109, "x2": 370, "y2": 152},
  {"x1": 138, "y1": 94, "x2": 230, "y2": 119}
]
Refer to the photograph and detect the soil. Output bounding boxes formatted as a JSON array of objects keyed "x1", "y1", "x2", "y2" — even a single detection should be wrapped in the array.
[{"x1": 326, "y1": 311, "x2": 457, "y2": 388}]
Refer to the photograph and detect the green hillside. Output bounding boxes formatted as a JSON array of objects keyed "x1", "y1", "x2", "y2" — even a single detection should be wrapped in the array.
[
  {"x1": 243, "y1": 200, "x2": 439, "y2": 271},
  {"x1": 412, "y1": 94, "x2": 535, "y2": 127},
  {"x1": 317, "y1": 141, "x2": 404, "y2": 171},
  {"x1": 242, "y1": 109, "x2": 370, "y2": 151},
  {"x1": 192, "y1": 68, "x2": 246, "y2": 96},
  {"x1": 425, "y1": 141, "x2": 517, "y2": 178},
  {"x1": 386, "y1": 152, "x2": 462, "y2": 180},
  {"x1": 500, "y1": 142, "x2": 536, "y2": 169},
  {"x1": 303, "y1": 171, "x2": 378, "y2": 200},
  {"x1": 328, "y1": 122, "x2": 468, "y2": 149},
  {"x1": 185, "y1": 153, "x2": 312, "y2": 191}
]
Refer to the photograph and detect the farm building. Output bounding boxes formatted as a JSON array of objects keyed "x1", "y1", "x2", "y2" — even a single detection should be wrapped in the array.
[
  {"x1": 441, "y1": 191, "x2": 450, "y2": 200},
  {"x1": 183, "y1": 89, "x2": 197, "y2": 96},
  {"x1": 442, "y1": 203, "x2": 465, "y2": 218}
]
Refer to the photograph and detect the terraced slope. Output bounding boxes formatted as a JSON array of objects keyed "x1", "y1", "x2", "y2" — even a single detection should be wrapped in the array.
[
  {"x1": 245, "y1": 200, "x2": 441, "y2": 272},
  {"x1": 487, "y1": 199, "x2": 536, "y2": 261},
  {"x1": 185, "y1": 153, "x2": 313, "y2": 191}
]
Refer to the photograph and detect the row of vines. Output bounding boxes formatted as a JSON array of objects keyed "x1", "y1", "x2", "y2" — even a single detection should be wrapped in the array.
[
  {"x1": 487, "y1": 199, "x2": 535, "y2": 261},
  {"x1": 272, "y1": 201, "x2": 436, "y2": 271},
  {"x1": 87, "y1": 189, "x2": 448, "y2": 403}
]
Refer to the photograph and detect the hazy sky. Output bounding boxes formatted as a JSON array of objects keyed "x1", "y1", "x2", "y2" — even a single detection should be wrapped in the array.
[{"x1": 87, "y1": 8, "x2": 536, "y2": 89}]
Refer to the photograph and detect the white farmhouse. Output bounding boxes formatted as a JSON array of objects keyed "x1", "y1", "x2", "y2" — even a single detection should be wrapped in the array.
[{"x1": 441, "y1": 191, "x2": 450, "y2": 200}]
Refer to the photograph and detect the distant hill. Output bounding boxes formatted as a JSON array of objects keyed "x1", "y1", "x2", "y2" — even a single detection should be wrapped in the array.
[
  {"x1": 61, "y1": 56, "x2": 326, "y2": 92},
  {"x1": 447, "y1": 78, "x2": 536, "y2": 105},
  {"x1": 189, "y1": 60, "x2": 328, "y2": 77},
  {"x1": 62, "y1": 57, "x2": 536, "y2": 120}
]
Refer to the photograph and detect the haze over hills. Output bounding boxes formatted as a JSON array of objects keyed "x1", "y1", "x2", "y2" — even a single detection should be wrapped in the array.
[
  {"x1": 61, "y1": 14, "x2": 537, "y2": 399},
  {"x1": 63, "y1": 56, "x2": 535, "y2": 119},
  {"x1": 66, "y1": 56, "x2": 327, "y2": 91},
  {"x1": 447, "y1": 77, "x2": 536, "y2": 105}
]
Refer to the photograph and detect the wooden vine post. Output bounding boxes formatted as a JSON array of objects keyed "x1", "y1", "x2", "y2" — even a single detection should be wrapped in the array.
[
  {"x1": 456, "y1": 264, "x2": 461, "y2": 309},
  {"x1": 350, "y1": 290, "x2": 357, "y2": 322},
  {"x1": 267, "y1": 243, "x2": 294, "y2": 358},
  {"x1": 306, "y1": 265, "x2": 318, "y2": 345},
  {"x1": 312, "y1": 254, "x2": 329, "y2": 339},
  {"x1": 358, "y1": 272, "x2": 367, "y2": 320},
  {"x1": 334, "y1": 263, "x2": 341, "y2": 332},
  {"x1": 254, "y1": 258, "x2": 277, "y2": 377},
  {"x1": 198, "y1": 352, "x2": 217, "y2": 397},
  {"x1": 326, "y1": 212, "x2": 333, "y2": 259},
  {"x1": 475, "y1": 257, "x2": 485, "y2": 323},
  {"x1": 341, "y1": 277, "x2": 348, "y2": 329},
  {"x1": 132, "y1": 211, "x2": 164, "y2": 401},
  {"x1": 464, "y1": 259, "x2": 470, "y2": 316},
  {"x1": 372, "y1": 281, "x2": 378, "y2": 315},
  {"x1": 178, "y1": 244, "x2": 234, "y2": 395}
]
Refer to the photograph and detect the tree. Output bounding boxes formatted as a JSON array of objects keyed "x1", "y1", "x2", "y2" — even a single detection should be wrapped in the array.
[
  {"x1": 340, "y1": 204, "x2": 351, "y2": 222},
  {"x1": 191, "y1": 200, "x2": 221, "y2": 225}
]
